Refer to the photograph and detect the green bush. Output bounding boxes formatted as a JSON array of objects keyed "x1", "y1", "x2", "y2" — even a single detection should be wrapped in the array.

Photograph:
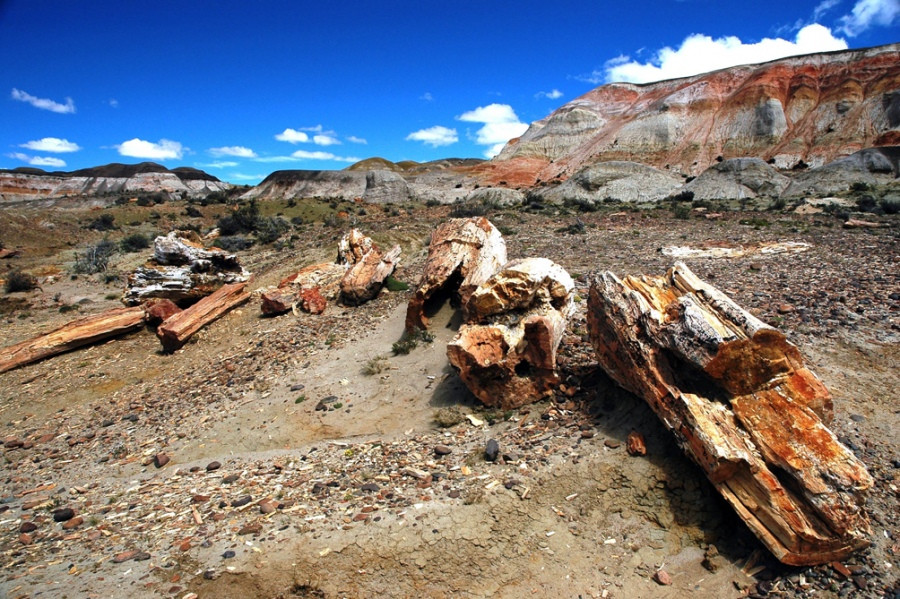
[
  {"x1": 217, "y1": 200, "x2": 260, "y2": 235},
  {"x1": 5, "y1": 270, "x2": 37, "y2": 293},
  {"x1": 255, "y1": 216, "x2": 290, "y2": 244},
  {"x1": 73, "y1": 239, "x2": 117, "y2": 274},
  {"x1": 119, "y1": 233, "x2": 150, "y2": 253},
  {"x1": 213, "y1": 235, "x2": 254, "y2": 252},
  {"x1": 87, "y1": 213, "x2": 116, "y2": 231}
]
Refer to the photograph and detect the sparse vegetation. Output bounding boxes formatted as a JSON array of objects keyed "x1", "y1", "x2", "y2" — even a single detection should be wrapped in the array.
[
  {"x1": 392, "y1": 328, "x2": 435, "y2": 355},
  {"x1": 4, "y1": 270, "x2": 38, "y2": 293},
  {"x1": 213, "y1": 235, "x2": 254, "y2": 252},
  {"x1": 87, "y1": 213, "x2": 116, "y2": 231},
  {"x1": 119, "y1": 233, "x2": 150, "y2": 253},
  {"x1": 433, "y1": 406, "x2": 466, "y2": 428},
  {"x1": 384, "y1": 276, "x2": 409, "y2": 292},
  {"x1": 73, "y1": 239, "x2": 117, "y2": 274},
  {"x1": 362, "y1": 355, "x2": 391, "y2": 375}
]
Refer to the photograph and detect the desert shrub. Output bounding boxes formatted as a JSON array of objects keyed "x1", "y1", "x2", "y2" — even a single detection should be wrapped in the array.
[
  {"x1": 557, "y1": 218, "x2": 587, "y2": 234},
  {"x1": 87, "y1": 213, "x2": 116, "y2": 231},
  {"x1": 5, "y1": 270, "x2": 37, "y2": 293},
  {"x1": 768, "y1": 197, "x2": 787, "y2": 211},
  {"x1": 362, "y1": 355, "x2": 391, "y2": 375},
  {"x1": 565, "y1": 198, "x2": 599, "y2": 213},
  {"x1": 879, "y1": 196, "x2": 900, "y2": 215},
  {"x1": 217, "y1": 200, "x2": 260, "y2": 235},
  {"x1": 255, "y1": 216, "x2": 290, "y2": 244},
  {"x1": 672, "y1": 204, "x2": 692, "y2": 220},
  {"x1": 665, "y1": 190, "x2": 695, "y2": 203},
  {"x1": 184, "y1": 205, "x2": 203, "y2": 218},
  {"x1": 213, "y1": 235, "x2": 254, "y2": 252},
  {"x1": 119, "y1": 233, "x2": 150, "y2": 253},
  {"x1": 73, "y1": 239, "x2": 117, "y2": 274},
  {"x1": 856, "y1": 195, "x2": 879, "y2": 213},
  {"x1": 392, "y1": 329, "x2": 434, "y2": 355},
  {"x1": 290, "y1": 216, "x2": 305, "y2": 226},
  {"x1": 384, "y1": 276, "x2": 409, "y2": 292},
  {"x1": 850, "y1": 181, "x2": 870, "y2": 192}
]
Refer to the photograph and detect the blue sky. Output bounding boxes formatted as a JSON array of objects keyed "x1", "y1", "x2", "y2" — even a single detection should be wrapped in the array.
[{"x1": 2, "y1": 0, "x2": 897, "y2": 184}]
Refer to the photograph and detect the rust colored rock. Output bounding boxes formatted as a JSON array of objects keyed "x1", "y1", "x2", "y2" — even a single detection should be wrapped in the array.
[
  {"x1": 142, "y1": 298, "x2": 182, "y2": 325},
  {"x1": 298, "y1": 287, "x2": 327, "y2": 315},
  {"x1": 447, "y1": 258, "x2": 574, "y2": 409},
  {"x1": 587, "y1": 261, "x2": 872, "y2": 566},
  {"x1": 157, "y1": 281, "x2": 251, "y2": 352},
  {"x1": 626, "y1": 431, "x2": 647, "y2": 456},
  {"x1": 0, "y1": 306, "x2": 147, "y2": 374},
  {"x1": 340, "y1": 243, "x2": 401, "y2": 306},
  {"x1": 406, "y1": 217, "x2": 507, "y2": 332},
  {"x1": 260, "y1": 262, "x2": 347, "y2": 315}
]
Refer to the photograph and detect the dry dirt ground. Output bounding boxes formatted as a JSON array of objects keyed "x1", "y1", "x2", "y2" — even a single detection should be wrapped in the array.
[{"x1": 0, "y1": 198, "x2": 897, "y2": 598}]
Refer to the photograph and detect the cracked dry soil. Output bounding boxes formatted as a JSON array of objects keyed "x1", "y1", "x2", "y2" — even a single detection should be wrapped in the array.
[{"x1": 0, "y1": 201, "x2": 897, "y2": 598}]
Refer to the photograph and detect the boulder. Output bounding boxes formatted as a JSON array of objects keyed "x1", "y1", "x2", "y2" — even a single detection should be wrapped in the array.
[
  {"x1": 536, "y1": 161, "x2": 683, "y2": 204},
  {"x1": 684, "y1": 158, "x2": 791, "y2": 200},
  {"x1": 363, "y1": 170, "x2": 411, "y2": 204}
]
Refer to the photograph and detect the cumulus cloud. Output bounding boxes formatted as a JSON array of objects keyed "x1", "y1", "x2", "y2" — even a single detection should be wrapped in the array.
[
  {"x1": 8, "y1": 152, "x2": 66, "y2": 168},
  {"x1": 598, "y1": 24, "x2": 848, "y2": 84},
  {"x1": 313, "y1": 134, "x2": 341, "y2": 146},
  {"x1": 275, "y1": 128, "x2": 310, "y2": 143},
  {"x1": 347, "y1": 136, "x2": 368, "y2": 144},
  {"x1": 457, "y1": 103, "x2": 529, "y2": 158},
  {"x1": 405, "y1": 126, "x2": 459, "y2": 147},
  {"x1": 20, "y1": 137, "x2": 81, "y2": 153},
  {"x1": 209, "y1": 145, "x2": 257, "y2": 158},
  {"x1": 116, "y1": 138, "x2": 184, "y2": 160},
  {"x1": 11, "y1": 88, "x2": 76, "y2": 114},
  {"x1": 838, "y1": 0, "x2": 900, "y2": 36},
  {"x1": 535, "y1": 89, "x2": 564, "y2": 100}
]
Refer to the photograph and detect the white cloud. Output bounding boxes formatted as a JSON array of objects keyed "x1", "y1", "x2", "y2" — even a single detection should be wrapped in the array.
[
  {"x1": 8, "y1": 152, "x2": 67, "y2": 168},
  {"x1": 838, "y1": 0, "x2": 900, "y2": 35},
  {"x1": 11, "y1": 88, "x2": 76, "y2": 114},
  {"x1": 275, "y1": 128, "x2": 310, "y2": 143},
  {"x1": 536, "y1": 89, "x2": 564, "y2": 100},
  {"x1": 813, "y1": 0, "x2": 842, "y2": 20},
  {"x1": 313, "y1": 134, "x2": 341, "y2": 146},
  {"x1": 228, "y1": 173, "x2": 266, "y2": 182},
  {"x1": 107, "y1": 98, "x2": 119, "y2": 108},
  {"x1": 200, "y1": 161, "x2": 239, "y2": 168},
  {"x1": 209, "y1": 145, "x2": 257, "y2": 158},
  {"x1": 405, "y1": 126, "x2": 459, "y2": 147},
  {"x1": 456, "y1": 103, "x2": 529, "y2": 158},
  {"x1": 347, "y1": 136, "x2": 368, "y2": 144},
  {"x1": 599, "y1": 24, "x2": 848, "y2": 84},
  {"x1": 20, "y1": 137, "x2": 81, "y2": 153},
  {"x1": 420, "y1": 92, "x2": 434, "y2": 102},
  {"x1": 116, "y1": 138, "x2": 184, "y2": 160},
  {"x1": 291, "y1": 149, "x2": 359, "y2": 162}
]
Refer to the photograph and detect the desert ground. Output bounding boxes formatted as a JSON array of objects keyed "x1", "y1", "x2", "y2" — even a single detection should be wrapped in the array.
[{"x1": 0, "y1": 195, "x2": 897, "y2": 598}]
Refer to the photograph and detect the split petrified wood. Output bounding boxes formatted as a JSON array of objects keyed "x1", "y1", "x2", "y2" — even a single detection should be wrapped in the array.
[
  {"x1": 405, "y1": 217, "x2": 507, "y2": 332},
  {"x1": 259, "y1": 263, "x2": 348, "y2": 315},
  {"x1": 587, "y1": 262, "x2": 872, "y2": 566},
  {"x1": 447, "y1": 258, "x2": 575, "y2": 409},
  {"x1": 157, "y1": 281, "x2": 250, "y2": 352},
  {"x1": 340, "y1": 244, "x2": 401, "y2": 306},
  {"x1": 0, "y1": 306, "x2": 147, "y2": 374}
]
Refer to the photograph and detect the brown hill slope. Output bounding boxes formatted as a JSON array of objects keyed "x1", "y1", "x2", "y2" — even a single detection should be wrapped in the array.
[{"x1": 485, "y1": 43, "x2": 900, "y2": 186}]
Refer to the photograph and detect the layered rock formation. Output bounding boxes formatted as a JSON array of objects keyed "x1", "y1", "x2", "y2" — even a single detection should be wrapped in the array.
[
  {"x1": 0, "y1": 162, "x2": 230, "y2": 204},
  {"x1": 489, "y1": 44, "x2": 900, "y2": 185}
]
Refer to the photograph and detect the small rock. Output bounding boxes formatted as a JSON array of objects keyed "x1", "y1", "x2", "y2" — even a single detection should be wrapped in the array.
[
  {"x1": 206, "y1": 461, "x2": 222, "y2": 472},
  {"x1": 604, "y1": 439, "x2": 621, "y2": 449},
  {"x1": 434, "y1": 445, "x2": 452, "y2": 456},
  {"x1": 777, "y1": 303, "x2": 795, "y2": 314},
  {"x1": 852, "y1": 575, "x2": 867, "y2": 591},
  {"x1": 831, "y1": 561, "x2": 851, "y2": 579},
  {"x1": 112, "y1": 549, "x2": 138, "y2": 563},
  {"x1": 238, "y1": 522, "x2": 262, "y2": 535},
  {"x1": 654, "y1": 569, "x2": 672, "y2": 585},
  {"x1": 626, "y1": 431, "x2": 647, "y2": 456},
  {"x1": 62, "y1": 516, "x2": 84, "y2": 530},
  {"x1": 290, "y1": 383, "x2": 305, "y2": 392},
  {"x1": 231, "y1": 495, "x2": 252, "y2": 508},
  {"x1": 485, "y1": 439, "x2": 500, "y2": 462},
  {"x1": 19, "y1": 521, "x2": 38, "y2": 533},
  {"x1": 360, "y1": 482, "x2": 380, "y2": 492},
  {"x1": 259, "y1": 499, "x2": 277, "y2": 514},
  {"x1": 222, "y1": 550, "x2": 236, "y2": 559},
  {"x1": 133, "y1": 551, "x2": 151, "y2": 561},
  {"x1": 19, "y1": 532, "x2": 33, "y2": 545},
  {"x1": 223, "y1": 474, "x2": 240, "y2": 483},
  {"x1": 153, "y1": 453, "x2": 170, "y2": 468},
  {"x1": 52, "y1": 508, "x2": 75, "y2": 522}
]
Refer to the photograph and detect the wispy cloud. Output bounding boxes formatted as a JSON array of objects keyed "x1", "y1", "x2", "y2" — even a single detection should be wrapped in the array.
[
  {"x1": 11, "y1": 88, "x2": 76, "y2": 114},
  {"x1": 313, "y1": 134, "x2": 340, "y2": 146},
  {"x1": 107, "y1": 98, "x2": 119, "y2": 108},
  {"x1": 199, "y1": 161, "x2": 239, "y2": 168},
  {"x1": 275, "y1": 128, "x2": 310, "y2": 143},
  {"x1": 457, "y1": 103, "x2": 529, "y2": 158},
  {"x1": 116, "y1": 138, "x2": 184, "y2": 160},
  {"x1": 813, "y1": 0, "x2": 843, "y2": 20},
  {"x1": 8, "y1": 152, "x2": 67, "y2": 168},
  {"x1": 596, "y1": 24, "x2": 847, "y2": 84},
  {"x1": 228, "y1": 173, "x2": 266, "y2": 182},
  {"x1": 291, "y1": 149, "x2": 358, "y2": 162},
  {"x1": 20, "y1": 137, "x2": 81, "y2": 153},
  {"x1": 406, "y1": 126, "x2": 459, "y2": 147},
  {"x1": 535, "y1": 89, "x2": 564, "y2": 100},
  {"x1": 346, "y1": 136, "x2": 368, "y2": 144},
  {"x1": 209, "y1": 145, "x2": 257, "y2": 158},
  {"x1": 420, "y1": 92, "x2": 434, "y2": 102},
  {"x1": 837, "y1": 0, "x2": 900, "y2": 36}
]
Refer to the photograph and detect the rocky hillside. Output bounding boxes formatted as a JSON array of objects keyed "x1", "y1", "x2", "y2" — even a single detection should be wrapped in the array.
[
  {"x1": 487, "y1": 43, "x2": 900, "y2": 186},
  {"x1": 0, "y1": 162, "x2": 231, "y2": 204}
]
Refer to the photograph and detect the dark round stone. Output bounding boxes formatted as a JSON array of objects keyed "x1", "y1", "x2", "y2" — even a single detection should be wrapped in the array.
[{"x1": 52, "y1": 508, "x2": 75, "y2": 522}]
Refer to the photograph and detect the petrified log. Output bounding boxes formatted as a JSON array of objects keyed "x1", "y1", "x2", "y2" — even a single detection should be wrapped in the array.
[
  {"x1": 447, "y1": 258, "x2": 574, "y2": 409},
  {"x1": 157, "y1": 281, "x2": 250, "y2": 352},
  {"x1": 259, "y1": 262, "x2": 347, "y2": 315},
  {"x1": 406, "y1": 217, "x2": 507, "y2": 332},
  {"x1": 0, "y1": 306, "x2": 147, "y2": 374},
  {"x1": 142, "y1": 298, "x2": 182, "y2": 326},
  {"x1": 340, "y1": 244, "x2": 401, "y2": 306},
  {"x1": 124, "y1": 231, "x2": 249, "y2": 305},
  {"x1": 587, "y1": 262, "x2": 872, "y2": 566}
]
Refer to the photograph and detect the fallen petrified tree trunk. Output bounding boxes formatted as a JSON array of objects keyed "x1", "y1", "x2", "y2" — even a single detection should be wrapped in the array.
[
  {"x1": 405, "y1": 217, "x2": 507, "y2": 332},
  {"x1": 0, "y1": 306, "x2": 147, "y2": 374},
  {"x1": 447, "y1": 258, "x2": 575, "y2": 409},
  {"x1": 260, "y1": 263, "x2": 347, "y2": 315},
  {"x1": 157, "y1": 281, "x2": 250, "y2": 352},
  {"x1": 340, "y1": 244, "x2": 401, "y2": 306},
  {"x1": 587, "y1": 262, "x2": 872, "y2": 566},
  {"x1": 124, "y1": 231, "x2": 249, "y2": 305}
]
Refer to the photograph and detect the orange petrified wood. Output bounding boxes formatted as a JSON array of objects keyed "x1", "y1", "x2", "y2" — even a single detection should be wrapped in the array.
[
  {"x1": 587, "y1": 261, "x2": 872, "y2": 566},
  {"x1": 157, "y1": 281, "x2": 250, "y2": 352}
]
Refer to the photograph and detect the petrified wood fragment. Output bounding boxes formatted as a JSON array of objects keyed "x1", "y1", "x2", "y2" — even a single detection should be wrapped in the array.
[
  {"x1": 447, "y1": 258, "x2": 574, "y2": 409},
  {"x1": 0, "y1": 306, "x2": 147, "y2": 374},
  {"x1": 260, "y1": 263, "x2": 347, "y2": 315},
  {"x1": 124, "y1": 231, "x2": 249, "y2": 305},
  {"x1": 405, "y1": 217, "x2": 507, "y2": 332},
  {"x1": 157, "y1": 281, "x2": 250, "y2": 352},
  {"x1": 587, "y1": 261, "x2": 871, "y2": 566}
]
